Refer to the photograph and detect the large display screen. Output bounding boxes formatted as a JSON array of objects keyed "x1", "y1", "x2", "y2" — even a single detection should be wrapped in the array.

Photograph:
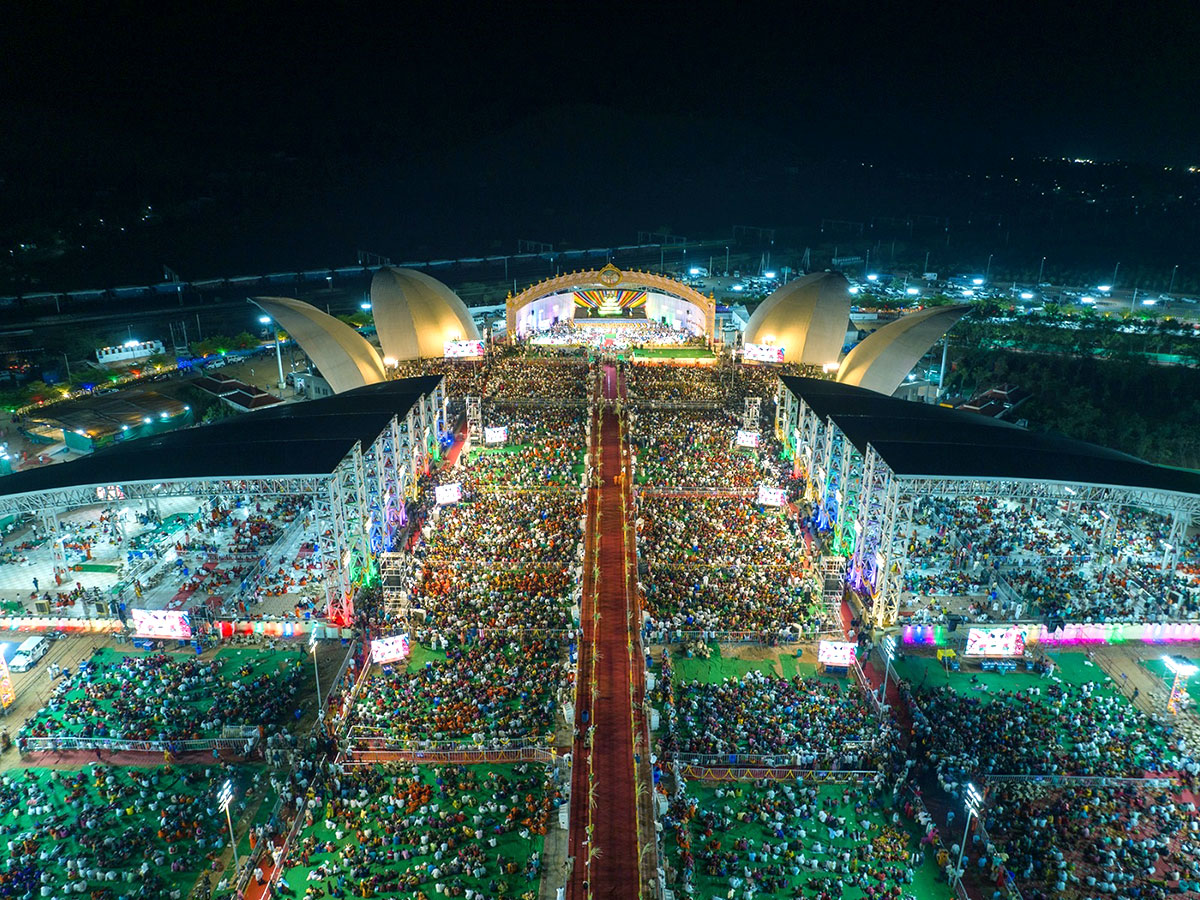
[
  {"x1": 444, "y1": 340, "x2": 485, "y2": 358},
  {"x1": 757, "y1": 485, "x2": 787, "y2": 507},
  {"x1": 964, "y1": 626, "x2": 1027, "y2": 658},
  {"x1": 435, "y1": 483, "x2": 462, "y2": 505},
  {"x1": 484, "y1": 426, "x2": 508, "y2": 444},
  {"x1": 131, "y1": 609, "x2": 193, "y2": 640},
  {"x1": 818, "y1": 641, "x2": 857, "y2": 666},
  {"x1": 370, "y1": 633, "x2": 411, "y2": 665},
  {"x1": 736, "y1": 429, "x2": 760, "y2": 448},
  {"x1": 743, "y1": 342, "x2": 785, "y2": 364}
]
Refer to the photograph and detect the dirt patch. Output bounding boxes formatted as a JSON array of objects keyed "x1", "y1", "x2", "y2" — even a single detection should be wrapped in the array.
[{"x1": 718, "y1": 642, "x2": 804, "y2": 677}]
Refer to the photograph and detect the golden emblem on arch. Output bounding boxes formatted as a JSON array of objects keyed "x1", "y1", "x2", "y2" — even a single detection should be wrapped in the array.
[{"x1": 597, "y1": 263, "x2": 622, "y2": 287}]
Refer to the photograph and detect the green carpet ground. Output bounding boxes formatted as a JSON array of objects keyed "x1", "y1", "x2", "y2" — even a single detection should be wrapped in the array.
[
  {"x1": 20, "y1": 645, "x2": 304, "y2": 740},
  {"x1": 667, "y1": 643, "x2": 843, "y2": 686},
  {"x1": 665, "y1": 782, "x2": 951, "y2": 900},
  {"x1": 630, "y1": 347, "x2": 716, "y2": 359},
  {"x1": 892, "y1": 649, "x2": 1122, "y2": 702},
  {"x1": 274, "y1": 764, "x2": 552, "y2": 899},
  {"x1": 1, "y1": 764, "x2": 268, "y2": 899}
]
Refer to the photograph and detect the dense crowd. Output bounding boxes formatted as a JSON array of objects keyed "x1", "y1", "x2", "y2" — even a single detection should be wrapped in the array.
[
  {"x1": 643, "y1": 564, "x2": 816, "y2": 637},
  {"x1": 418, "y1": 492, "x2": 583, "y2": 568},
  {"x1": 486, "y1": 359, "x2": 589, "y2": 402},
  {"x1": 631, "y1": 408, "x2": 772, "y2": 490},
  {"x1": 626, "y1": 363, "x2": 727, "y2": 405},
  {"x1": 664, "y1": 670, "x2": 880, "y2": 766},
  {"x1": 277, "y1": 763, "x2": 559, "y2": 900},
  {"x1": 346, "y1": 635, "x2": 565, "y2": 745},
  {"x1": 18, "y1": 648, "x2": 305, "y2": 745},
  {"x1": 0, "y1": 764, "x2": 258, "y2": 900},
  {"x1": 663, "y1": 779, "x2": 934, "y2": 900},
  {"x1": 638, "y1": 496, "x2": 804, "y2": 568},
  {"x1": 527, "y1": 321, "x2": 699, "y2": 349},
  {"x1": 411, "y1": 565, "x2": 573, "y2": 633}
]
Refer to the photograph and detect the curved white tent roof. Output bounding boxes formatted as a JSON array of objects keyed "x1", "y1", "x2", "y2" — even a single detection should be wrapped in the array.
[
  {"x1": 252, "y1": 296, "x2": 386, "y2": 394},
  {"x1": 370, "y1": 268, "x2": 479, "y2": 362},
  {"x1": 743, "y1": 272, "x2": 852, "y2": 366},
  {"x1": 836, "y1": 304, "x2": 971, "y2": 395}
]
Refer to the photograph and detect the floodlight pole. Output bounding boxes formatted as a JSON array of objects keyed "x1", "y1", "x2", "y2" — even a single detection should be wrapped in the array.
[
  {"x1": 311, "y1": 637, "x2": 323, "y2": 720},
  {"x1": 274, "y1": 335, "x2": 286, "y2": 390}
]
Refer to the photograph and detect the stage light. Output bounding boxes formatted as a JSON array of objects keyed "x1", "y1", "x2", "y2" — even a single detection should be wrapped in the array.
[{"x1": 1164, "y1": 655, "x2": 1198, "y2": 677}]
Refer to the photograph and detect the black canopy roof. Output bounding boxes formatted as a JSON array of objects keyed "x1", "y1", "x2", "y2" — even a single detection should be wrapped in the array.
[
  {"x1": 781, "y1": 376, "x2": 1200, "y2": 497},
  {"x1": 0, "y1": 376, "x2": 441, "y2": 497}
]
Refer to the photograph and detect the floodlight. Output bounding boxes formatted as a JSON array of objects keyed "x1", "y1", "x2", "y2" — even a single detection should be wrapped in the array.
[
  {"x1": 360, "y1": 302, "x2": 372, "y2": 310},
  {"x1": 382, "y1": 356, "x2": 398, "y2": 367},
  {"x1": 763, "y1": 271, "x2": 777, "y2": 279},
  {"x1": 821, "y1": 362, "x2": 839, "y2": 373},
  {"x1": 732, "y1": 285, "x2": 744, "y2": 291},
  {"x1": 142, "y1": 417, "x2": 152, "y2": 424},
  {"x1": 1064, "y1": 486, "x2": 1076, "y2": 495},
  {"x1": 1081, "y1": 297, "x2": 1096, "y2": 304},
  {"x1": 1142, "y1": 299, "x2": 1157, "y2": 306},
  {"x1": 866, "y1": 274, "x2": 878, "y2": 282},
  {"x1": 688, "y1": 267, "x2": 700, "y2": 276},
  {"x1": 965, "y1": 782, "x2": 983, "y2": 815},
  {"x1": 259, "y1": 316, "x2": 271, "y2": 324},
  {"x1": 1097, "y1": 285, "x2": 1112, "y2": 292},
  {"x1": 218, "y1": 780, "x2": 234, "y2": 812},
  {"x1": 1163, "y1": 655, "x2": 1198, "y2": 677},
  {"x1": 882, "y1": 635, "x2": 897, "y2": 662},
  {"x1": 961, "y1": 290, "x2": 975, "y2": 297},
  {"x1": 848, "y1": 286, "x2": 860, "y2": 295},
  {"x1": 1020, "y1": 292, "x2": 1034, "y2": 300},
  {"x1": 906, "y1": 287, "x2": 920, "y2": 295}
]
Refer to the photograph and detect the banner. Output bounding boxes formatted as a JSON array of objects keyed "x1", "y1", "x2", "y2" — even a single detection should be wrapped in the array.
[
  {"x1": 964, "y1": 626, "x2": 1026, "y2": 658},
  {"x1": 818, "y1": 641, "x2": 857, "y2": 666},
  {"x1": 444, "y1": 340, "x2": 485, "y2": 358},
  {"x1": 756, "y1": 485, "x2": 787, "y2": 507},
  {"x1": 743, "y1": 342, "x2": 785, "y2": 364},
  {"x1": 131, "y1": 609, "x2": 192, "y2": 640},
  {"x1": 484, "y1": 426, "x2": 508, "y2": 444},
  {"x1": 736, "y1": 429, "x2": 760, "y2": 448},
  {"x1": 0, "y1": 651, "x2": 13, "y2": 708},
  {"x1": 370, "y1": 634, "x2": 411, "y2": 665},
  {"x1": 435, "y1": 483, "x2": 462, "y2": 505}
]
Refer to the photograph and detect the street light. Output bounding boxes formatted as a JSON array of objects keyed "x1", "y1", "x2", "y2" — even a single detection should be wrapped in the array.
[
  {"x1": 310, "y1": 633, "x2": 323, "y2": 720},
  {"x1": 1037, "y1": 256, "x2": 1046, "y2": 284},
  {"x1": 259, "y1": 315, "x2": 287, "y2": 390},
  {"x1": 219, "y1": 779, "x2": 239, "y2": 874},
  {"x1": 881, "y1": 635, "x2": 897, "y2": 705},
  {"x1": 1169, "y1": 264, "x2": 1179, "y2": 294},
  {"x1": 955, "y1": 783, "x2": 984, "y2": 891}
]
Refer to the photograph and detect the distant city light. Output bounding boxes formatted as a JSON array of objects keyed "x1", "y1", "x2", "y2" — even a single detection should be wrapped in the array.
[
  {"x1": 123, "y1": 339, "x2": 140, "y2": 347},
  {"x1": 848, "y1": 286, "x2": 860, "y2": 295},
  {"x1": 1081, "y1": 296, "x2": 1096, "y2": 304},
  {"x1": 763, "y1": 270, "x2": 777, "y2": 279},
  {"x1": 1142, "y1": 298, "x2": 1157, "y2": 305},
  {"x1": 1097, "y1": 284, "x2": 1112, "y2": 292},
  {"x1": 732, "y1": 285, "x2": 744, "y2": 291},
  {"x1": 259, "y1": 316, "x2": 271, "y2": 324},
  {"x1": 971, "y1": 278, "x2": 984, "y2": 286},
  {"x1": 360, "y1": 302, "x2": 372, "y2": 310},
  {"x1": 688, "y1": 267, "x2": 701, "y2": 276},
  {"x1": 866, "y1": 274, "x2": 878, "y2": 282},
  {"x1": 961, "y1": 289, "x2": 975, "y2": 297},
  {"x1": 1019, "y1": 291, "x2": 1034, "y2": 300},
  {"x1": 906, "y1": 287, "x2": 920, "y2": 296},
  {"x1": 142, "y1": 417, "x2": 151, "y2": 424}
]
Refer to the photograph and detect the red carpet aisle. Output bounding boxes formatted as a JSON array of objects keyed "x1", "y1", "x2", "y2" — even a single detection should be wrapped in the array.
[{"x1": 567, "y1": 365, "x2": 641, "y2": 900}]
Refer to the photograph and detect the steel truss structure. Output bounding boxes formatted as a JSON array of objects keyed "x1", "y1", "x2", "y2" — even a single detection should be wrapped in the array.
[
  {"x1": 0, "y1": 382, "x2": 446, "y2": 626},
  {"x1": 777, "y1": 379, "x2": 1200, "y2": 628}
]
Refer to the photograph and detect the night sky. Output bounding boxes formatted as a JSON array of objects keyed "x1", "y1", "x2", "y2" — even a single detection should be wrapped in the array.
[{"x1": 2, "y1": 2, "x2": 1198, "y2": 278}]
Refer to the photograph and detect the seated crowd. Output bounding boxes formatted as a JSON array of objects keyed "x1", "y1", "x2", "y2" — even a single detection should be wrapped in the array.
[
  {"x1": 630, "y1": 408, "x2": 774, "y2": 491},
  {"x1": 19, "y1": 648, "x2": 304, "y2": 745},
  {"x1": 276, "y1": 763, "x2": 559, "y2": 900}
]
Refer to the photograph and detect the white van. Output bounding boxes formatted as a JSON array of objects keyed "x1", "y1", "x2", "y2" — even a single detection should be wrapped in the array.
[{"x1": 9, "y1": 635, "x2": 50, "y2": 672}]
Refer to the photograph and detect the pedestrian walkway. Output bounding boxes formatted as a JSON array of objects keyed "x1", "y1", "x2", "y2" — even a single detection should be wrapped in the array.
[{"x1": 567, "y1": 364, "x2": 642, "y2": 900}]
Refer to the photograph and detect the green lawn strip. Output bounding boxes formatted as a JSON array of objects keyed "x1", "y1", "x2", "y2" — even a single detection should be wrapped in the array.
[
  {"x1": 666, "y1": 782, "x2": 946, "y2": 900},
  {"x1": 274, "y1": 765, "x2": 548, "y2": 898},
  {"x1": 631, "y1": 348, "x2": 716, "y2": 359},
  {"x1": 671, "y1": 643, "x2": 776, "y2": 685}
]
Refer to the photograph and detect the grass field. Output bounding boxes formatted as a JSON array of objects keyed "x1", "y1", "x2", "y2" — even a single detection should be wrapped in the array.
[
  {"x1": 665, "y1": 642, "x2": 841, "y2": 685},
  {"x1": 20, "y1": 645, "x2": 305, "y2": 741},
  {"x1": 4, "y1": 764, "x2": 268, "y2": 899},
  {"x1": 665, "y1": 782, "x2": 950, "y2": 900},
  {"x1": 892, "y1": 649, "x2": 1122, "y2": 702},
  {"x1": 274, "y1": 764, "x2": 554, "y2": 899},
  {"x1": 631, "y1": 347, "x2": 716, "y2": 359}
]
